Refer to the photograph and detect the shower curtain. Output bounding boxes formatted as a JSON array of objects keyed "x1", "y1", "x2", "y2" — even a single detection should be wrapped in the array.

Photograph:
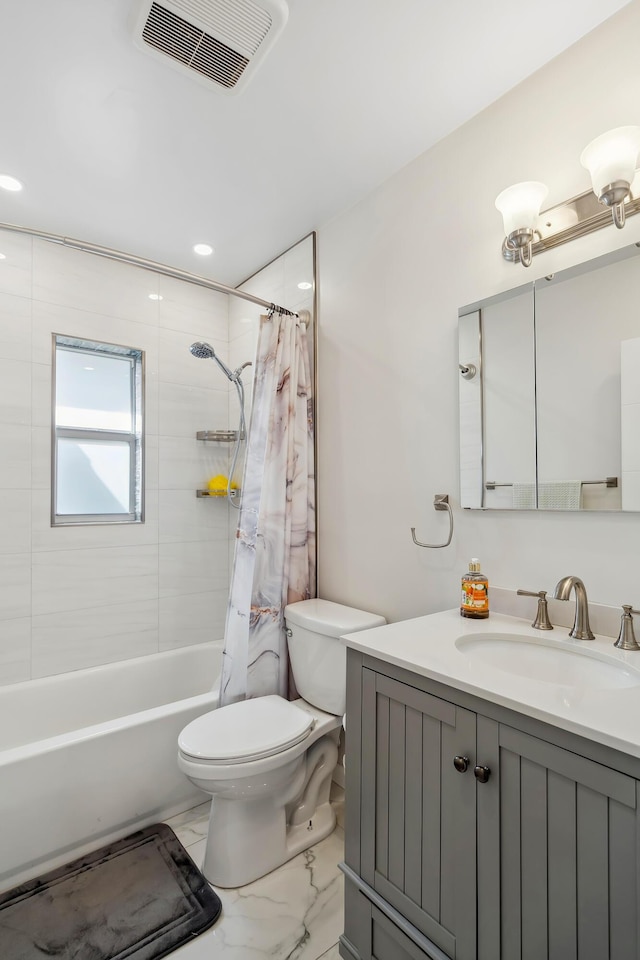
[{"x1": 219, "y1": 310, "x2": 315, "y2": 706}]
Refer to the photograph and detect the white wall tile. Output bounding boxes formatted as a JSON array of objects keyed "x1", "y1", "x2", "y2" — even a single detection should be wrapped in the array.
[
  {"x1": 32, "y1": 545, "x2": 159, "y2": 616},
  {"x1": 158, "y1": 327, "x2": 229, "y2": 388},
  {"x1": 238, "y1": 258, "x2": 285, "y2": 304},
  {"x1": 0, "y1": 492, "x2": 30, "y2": 553},
  {"x1": 0, "y1": 554, "x2": 30, "y2": 621},
  {"x1": 229, "y1": 299, "x2": 262, "y2": 343},
  {"x1": 31, "y1": 426, "x2": 51, "y2": 491},
  {"x1": 31, "y1": 599, "x2": 159, "y2": 678},
  {"x1": 0, "y1": 358, "x2": 31, "y2": 425},
  {"x1": 159, "y1": 540, "x2": 229, "y2": 597},
  {"x1": 31, "y1": 362, "x2": 51, "y2": 428},
  {"x1": 157, "y1": 276, "x2": 228, "y2": 341},
  {"x1": 158, "y1": 490, "x2": 232, "y2": 543},
  {"x1": 159, "y1": 436, "x2": 231, "y2": 491},
  {"x1": 0, "y1": 291, "x2": 31, "y2": 361},
  {"x1": 158, "y1": 381, "x2": 228, "y2": 439},
  {"x1": 159, "y1": 589, "x2": 227, "y2": 650},
  {"x1": 31, "y1": 299, "x2": 159, "y2": 368},
  {"x1": 31, "y1": 489, "x2": 160, "y2": 552},
  {"x1": 0, "y1": 230, "x2": 32, "y2": 298},
  {"x1": 0, "y1": 618, "x2": 31, "y2": 685},
  {"x1": 145, "y1": 433, "x2": 159, "y2": 491},
  {"x1": 32, "y1": 239, "x2": 160, "y2": 326},
  {"x1": 0, "y1": 424, "x2": 31, "y2": 488}
]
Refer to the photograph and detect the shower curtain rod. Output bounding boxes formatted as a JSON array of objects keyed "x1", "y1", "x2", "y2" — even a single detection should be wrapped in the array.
[{"x1": 0, "y1": 221, "x2": 303, "y2": 318}]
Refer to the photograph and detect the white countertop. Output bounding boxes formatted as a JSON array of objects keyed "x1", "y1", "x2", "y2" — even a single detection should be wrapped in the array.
[{"x1": 342, "y1": 608, "x2": 640, "y2": 760}]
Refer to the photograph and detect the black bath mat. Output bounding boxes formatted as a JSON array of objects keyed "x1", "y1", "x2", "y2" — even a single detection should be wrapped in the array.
[{"x1": 0, "y1": 822, "x2": 222, "y2": 960}]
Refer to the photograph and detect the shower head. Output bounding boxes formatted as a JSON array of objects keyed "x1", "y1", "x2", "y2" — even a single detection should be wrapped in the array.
[
  {"x1": 189, "y1": 341, "x2": 236, "y2": 381},
  {"x1": 189, "y1": 341, "x2": 216, "y2": 360}
]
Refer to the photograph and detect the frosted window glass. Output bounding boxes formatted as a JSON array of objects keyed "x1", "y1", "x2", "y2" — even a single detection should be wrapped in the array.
[
  {"x1": 56, "y1": 349, "x2": 133, "y2": 431},
  {"x1": 56, "y1": 439, "x2": 131, "y2": 515}
]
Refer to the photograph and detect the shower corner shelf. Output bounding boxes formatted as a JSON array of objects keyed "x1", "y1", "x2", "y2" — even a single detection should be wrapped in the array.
[
  {"x1": 196, "y1": 489, "x2": 240, "y2": 499},
  {"x1": 196, "y1": 430, "x2": 239, "y2": 442}
]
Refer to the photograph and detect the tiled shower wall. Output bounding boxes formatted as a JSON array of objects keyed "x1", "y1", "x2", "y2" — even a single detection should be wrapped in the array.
[{"x1": 0, "y1": 227, "x2": 234, "y2": 686}]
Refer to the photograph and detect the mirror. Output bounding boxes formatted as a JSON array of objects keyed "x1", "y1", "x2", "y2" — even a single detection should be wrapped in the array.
[{"x1": 459, "y1": 242, "x2": 640, "y2": 511}]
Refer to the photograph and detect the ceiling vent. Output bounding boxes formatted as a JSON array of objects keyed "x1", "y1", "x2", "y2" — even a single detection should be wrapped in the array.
[{"x1": 131, "y1": 0, "x2": 288, "y2": 94}]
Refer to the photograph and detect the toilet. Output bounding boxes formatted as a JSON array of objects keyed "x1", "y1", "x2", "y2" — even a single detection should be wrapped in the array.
[{"x1": 177, "y1": 598, "x2": 385, "y2": 887}]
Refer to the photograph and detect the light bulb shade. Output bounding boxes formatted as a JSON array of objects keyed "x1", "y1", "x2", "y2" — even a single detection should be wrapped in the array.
[
  {"x1": 495, "y1": 181, "x2": 549, "y2": 236},
  {"x1": 580, "y1": 126, "x2": 640, "y2": 198}
]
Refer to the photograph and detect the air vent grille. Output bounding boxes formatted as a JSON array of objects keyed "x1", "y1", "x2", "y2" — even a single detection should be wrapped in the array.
[
  {"x1": 142, "y1": 1, "x2": 265, "y2": 88},
  {"x1": 132, "y1": 0, "x2": 286, "y2": 94}
]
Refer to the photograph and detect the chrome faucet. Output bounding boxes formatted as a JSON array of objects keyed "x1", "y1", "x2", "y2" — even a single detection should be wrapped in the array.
[{"x1": 552, "y1": 576, "x2": 595, "y2": 640}]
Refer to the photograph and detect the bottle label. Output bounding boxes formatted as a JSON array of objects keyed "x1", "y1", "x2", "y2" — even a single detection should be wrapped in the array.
[{"x1": 461, "y1": 581, "x2": 489, "y2": 612}]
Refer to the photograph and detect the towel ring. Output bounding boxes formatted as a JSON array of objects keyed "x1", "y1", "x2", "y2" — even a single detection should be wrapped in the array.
[{"x1": 411, "y1": 494, "x2": 454, "y2": 549}]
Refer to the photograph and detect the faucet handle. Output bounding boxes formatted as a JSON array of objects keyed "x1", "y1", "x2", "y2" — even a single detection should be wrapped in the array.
[
  {"x1": 517, "y1": 589, "x2": 554, "y2": 631},
  {"x1": 614, "y1": 605, "x2": 640, "y2": 651}
]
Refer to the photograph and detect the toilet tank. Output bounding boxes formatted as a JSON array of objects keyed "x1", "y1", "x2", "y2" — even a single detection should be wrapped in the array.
[{"x1": 284, "y1": 599, "x2": 386, "y2": 716}]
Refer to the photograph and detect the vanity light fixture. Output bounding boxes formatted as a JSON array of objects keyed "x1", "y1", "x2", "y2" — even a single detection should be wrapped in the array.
[
  {"x1": 497, "y1": 125, "x2": 640, "y2": 267},
  {"x1": 495, "y1": 182, "x2": 548, "y2": 267},
  {"x1": 580, "y1": 126, "x2": 640, "y2": 229}
]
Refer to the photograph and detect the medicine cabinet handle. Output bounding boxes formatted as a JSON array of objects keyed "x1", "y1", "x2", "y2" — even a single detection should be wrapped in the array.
[{"x1": 411, "y1": 494, "x2": 454, "y2": 549}]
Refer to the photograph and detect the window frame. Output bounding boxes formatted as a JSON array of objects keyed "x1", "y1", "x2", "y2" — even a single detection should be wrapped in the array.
[{"x1": 51, "y1": 334, "x2": 145, "y2": 526}]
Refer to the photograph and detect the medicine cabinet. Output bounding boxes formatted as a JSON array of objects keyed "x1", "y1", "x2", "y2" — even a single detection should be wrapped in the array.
[{"x1": 458, "y1": 242, "x2": 640, "y2": 511}]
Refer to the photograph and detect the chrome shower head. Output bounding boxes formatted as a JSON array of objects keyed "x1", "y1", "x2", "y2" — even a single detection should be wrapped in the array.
[
  {"x1": 189, "y1": 341, "x2": 236, "y2": 381},
  {"x1": 189, "y1": 341, "x2": 216, "y2": 360}
]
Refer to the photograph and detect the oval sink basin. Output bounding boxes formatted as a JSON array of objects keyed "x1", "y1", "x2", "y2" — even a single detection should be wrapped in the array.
[{"x1": 455, "y1": 633, "x2": 640, "y2": 690}]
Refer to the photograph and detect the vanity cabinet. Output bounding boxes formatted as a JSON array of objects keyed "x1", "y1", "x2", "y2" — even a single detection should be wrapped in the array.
[{"x1": 341, "y1": 651, "x2": 640, "y2": 960}]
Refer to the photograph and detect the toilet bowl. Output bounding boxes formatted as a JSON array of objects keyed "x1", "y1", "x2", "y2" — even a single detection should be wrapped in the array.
[{"x1": 177, "y1": 599, "x2": 386, "y2": 887}]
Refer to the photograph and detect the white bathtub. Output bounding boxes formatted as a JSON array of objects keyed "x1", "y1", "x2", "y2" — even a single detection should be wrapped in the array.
[{"x1": 0, "y1": 642, "x2": 221, "y2": 890}]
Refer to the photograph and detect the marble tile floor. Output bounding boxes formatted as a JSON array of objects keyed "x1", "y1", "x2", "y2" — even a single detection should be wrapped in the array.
[{"x1": 164, "y1": 786, "x2": 345, "y2": 960}]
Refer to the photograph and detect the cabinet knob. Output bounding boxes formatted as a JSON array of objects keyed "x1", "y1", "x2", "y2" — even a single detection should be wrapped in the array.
[
  {"x1": 474, "y1": 764, "x2": 491, "y2": 783},
  {"x1": 453, "y1": 755, "x2": 470, "y2": 773}
]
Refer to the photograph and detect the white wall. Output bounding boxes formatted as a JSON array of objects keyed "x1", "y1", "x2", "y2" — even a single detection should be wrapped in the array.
[
  {"x1": 0, "y1": 230, "x2": 232, "y2": 685},
  {"x1": 316, "y1": 3, "x2": 640, "y2": 622}
]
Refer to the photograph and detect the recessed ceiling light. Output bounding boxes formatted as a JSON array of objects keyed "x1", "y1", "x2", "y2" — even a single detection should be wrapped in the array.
[
  {"x1": 193, "y1": 243, "x2": 214, "y2": 256},
  {"x1": 84, "y1": 366, "x2": 95, "y2": 372},
  {"x1": 0, "y1": 174, "x2": 23, "y2": 192},
  {"x1": 148, "y1": 293, "x2": 163, "y2": 301},
  {"x1": 297, "y1": 281, "x2": 312, "y2": 290},
  {"x1": 0, "y1": 253, "x2": 6, "y2": 261}
]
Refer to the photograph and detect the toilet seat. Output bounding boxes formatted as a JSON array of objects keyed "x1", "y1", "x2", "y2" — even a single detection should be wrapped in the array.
[{"x1": 178, "y1": 695, "x2": 315, "y2": 764}]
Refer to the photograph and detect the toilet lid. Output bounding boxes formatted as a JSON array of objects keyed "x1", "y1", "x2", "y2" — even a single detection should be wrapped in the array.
[{"x1": 178, "y1": 695, "x2": 315, "y2": 764}]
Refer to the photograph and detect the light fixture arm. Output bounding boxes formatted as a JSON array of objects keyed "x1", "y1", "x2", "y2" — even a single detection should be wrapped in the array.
[
  {"x1": 501, "y1": 176, "x2": 640, "y2": 264},
  {"x1": 499, "y1": 126, "x2": 640, "y2": 266}
]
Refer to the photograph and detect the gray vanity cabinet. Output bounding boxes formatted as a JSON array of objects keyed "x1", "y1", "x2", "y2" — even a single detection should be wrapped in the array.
[
  {"x1": 359, "y1": 668, "x2": 477, "y2": 959},
  {"x1": 342, "y1": 650, "x2": 640, "y2": 960}
]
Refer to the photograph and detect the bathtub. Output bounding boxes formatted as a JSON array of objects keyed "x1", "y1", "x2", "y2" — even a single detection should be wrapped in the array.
[{"x1": 0, "y1": 642, "x2": 221, "y2": 890}]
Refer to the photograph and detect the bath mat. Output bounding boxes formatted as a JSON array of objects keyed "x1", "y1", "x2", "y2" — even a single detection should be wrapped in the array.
[{"x1": 0, "y1": 822, "x2": 221, "y2": 960}]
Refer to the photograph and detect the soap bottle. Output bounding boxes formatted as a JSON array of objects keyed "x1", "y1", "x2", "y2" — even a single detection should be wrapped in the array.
[{"x1": 460, "y1": 558, "x2": 489, "y2": 619}]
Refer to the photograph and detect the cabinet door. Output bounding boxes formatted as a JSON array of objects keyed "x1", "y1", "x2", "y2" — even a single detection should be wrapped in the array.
[
  {"x1": 477, "y1": 717, "x2": 640, "y2": 960},
  {"x1": 360, "y1": 668, "x2": 477, "y2": 960}
]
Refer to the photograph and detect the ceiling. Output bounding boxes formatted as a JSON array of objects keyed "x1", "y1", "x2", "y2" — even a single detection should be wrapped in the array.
[{"x1": 0, "y1": 0, "x2": 630, "y2": 286}]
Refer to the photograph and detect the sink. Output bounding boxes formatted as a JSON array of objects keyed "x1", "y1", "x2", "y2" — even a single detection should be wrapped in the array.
[{"x1": 455, "y1": 633, "x2": 640, "y2": 690}]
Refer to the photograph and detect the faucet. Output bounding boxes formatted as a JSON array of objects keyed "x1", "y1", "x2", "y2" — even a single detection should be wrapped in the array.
[{"x1": 552, "y1": 576, "x2": 595, "y2": 640}]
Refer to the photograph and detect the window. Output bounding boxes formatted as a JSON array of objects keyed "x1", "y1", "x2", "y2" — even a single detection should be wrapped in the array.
[{"x1": 52, "y1": 335, "x2": 144, "y2": 525}]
